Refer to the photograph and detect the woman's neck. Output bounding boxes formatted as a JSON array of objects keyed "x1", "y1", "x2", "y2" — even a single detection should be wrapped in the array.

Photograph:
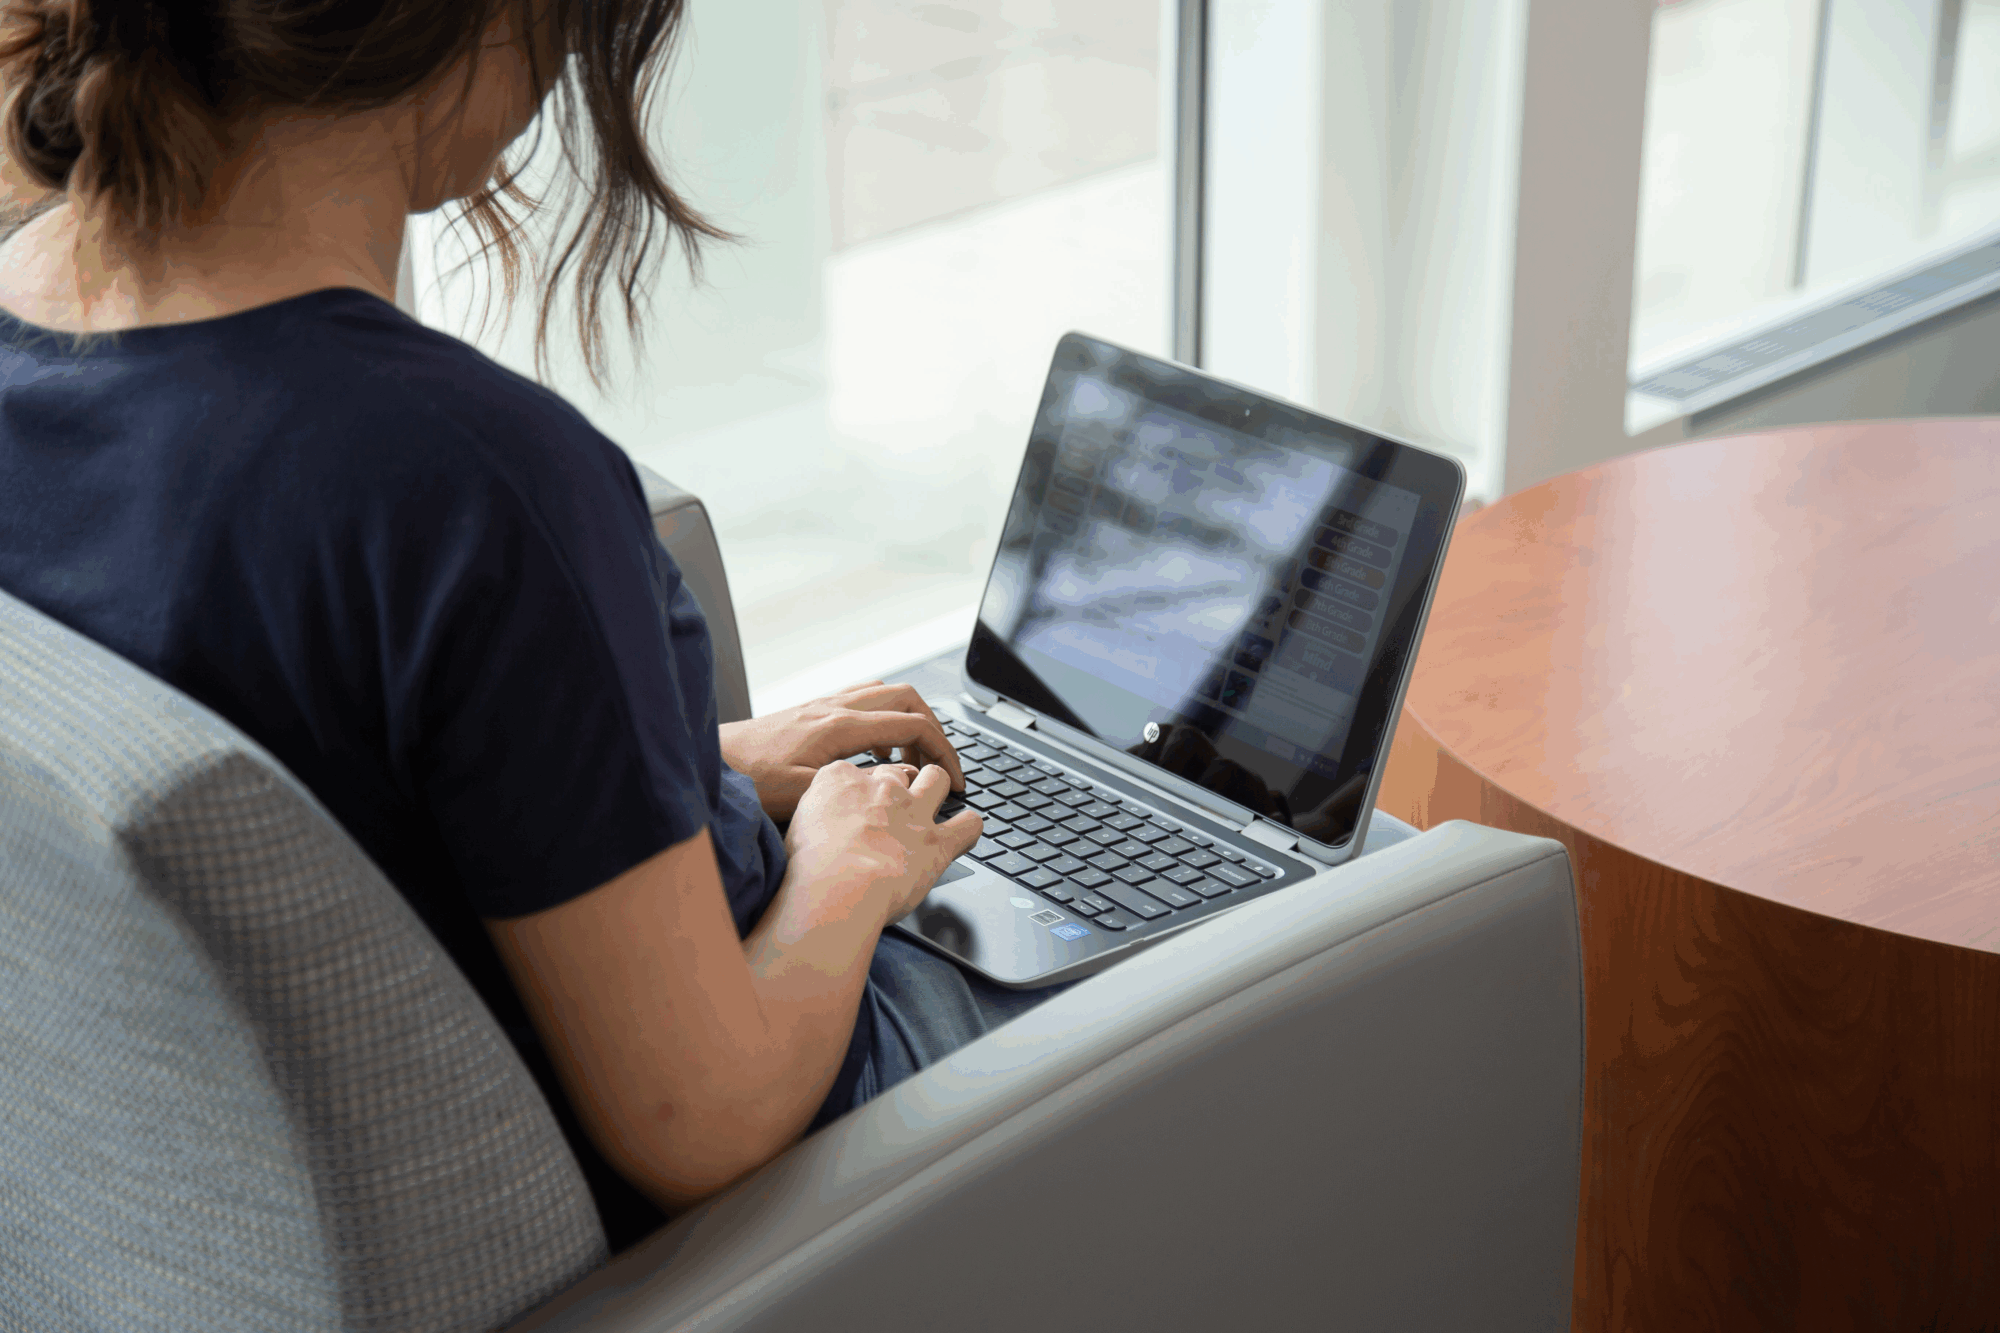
[{"x1": 0, "y1": 107, "x2": 417, "y2": 333}]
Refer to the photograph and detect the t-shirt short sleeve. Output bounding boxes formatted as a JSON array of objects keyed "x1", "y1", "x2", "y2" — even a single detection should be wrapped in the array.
[
  {"x1": 393, "y1": 444, "x2": 714, "y2": 919},
  {"x1": 204, "y1": 310, "x2": 763, "y2": 924}
]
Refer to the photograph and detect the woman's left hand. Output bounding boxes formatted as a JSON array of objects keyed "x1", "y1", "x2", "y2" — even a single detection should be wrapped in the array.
[{"x1": 719, "y1": 681, "x2": 965, "y2": 822}]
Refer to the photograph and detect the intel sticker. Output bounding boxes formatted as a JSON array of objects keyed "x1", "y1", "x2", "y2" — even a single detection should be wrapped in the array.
[{"x1": 1050, "y1": 923, "x2": 1090, "y2": 941}]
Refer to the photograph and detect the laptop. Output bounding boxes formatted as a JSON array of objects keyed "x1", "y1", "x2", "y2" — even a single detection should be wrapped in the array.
[{"x1": 881, "y1": 332, "x2": 1464, "y2": 987}]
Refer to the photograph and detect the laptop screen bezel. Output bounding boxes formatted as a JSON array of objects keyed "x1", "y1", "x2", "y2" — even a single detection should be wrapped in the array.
[{"x1": 960, "y1": 332, "x2": 1466, "y2": 856}]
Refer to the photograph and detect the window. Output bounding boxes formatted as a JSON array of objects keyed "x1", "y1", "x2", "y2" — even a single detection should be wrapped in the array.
[
  {"x1": 410, "y1": 0, "x2": 1170, "y2": 709},
  {"x1": 1630, "y1": 0, "x2": 2000, "y2": 423}
]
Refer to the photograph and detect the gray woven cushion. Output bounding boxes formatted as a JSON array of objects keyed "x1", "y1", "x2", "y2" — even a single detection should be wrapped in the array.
[{"x1": 0, "y1": 590, "x2": 607, "y2": 1331}]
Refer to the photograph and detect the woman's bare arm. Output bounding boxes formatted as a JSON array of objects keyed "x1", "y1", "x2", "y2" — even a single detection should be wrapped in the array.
[{"x1": 486, "y1": 761, "x2": 980, "y2": 1211}]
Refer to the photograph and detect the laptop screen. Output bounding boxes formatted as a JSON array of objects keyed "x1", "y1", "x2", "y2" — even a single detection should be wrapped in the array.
[{"x1": 966, "y1": 334, "x2": 1462, "y2": 850}]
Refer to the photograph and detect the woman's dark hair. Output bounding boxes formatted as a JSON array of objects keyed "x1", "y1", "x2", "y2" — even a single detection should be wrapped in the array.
[{"x1": 0, "y1": 0, "x2": 727, "y2": 377}]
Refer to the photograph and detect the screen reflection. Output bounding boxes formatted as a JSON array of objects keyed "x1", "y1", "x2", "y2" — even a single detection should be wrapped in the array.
[{"x1": 972, "y1": 337, "x2": 1428, "y2": 845}]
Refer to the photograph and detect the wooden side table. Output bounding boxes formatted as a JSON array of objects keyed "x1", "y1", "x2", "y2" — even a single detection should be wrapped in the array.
[{"x1": 1378, "y1": 421, "x2": 2000, "y2": 1330}]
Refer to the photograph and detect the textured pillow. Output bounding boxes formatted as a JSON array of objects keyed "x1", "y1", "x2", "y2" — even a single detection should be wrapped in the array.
[{"x1": 0, "y1": 591, "x2": 606, "y2": 1332}]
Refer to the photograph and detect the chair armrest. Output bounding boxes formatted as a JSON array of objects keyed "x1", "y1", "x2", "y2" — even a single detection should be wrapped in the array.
[
  {"x1": 512, "y1": 820, "x2": 1584, "y2": 1333},
  {"x1": 633, "y1": 462, "x2": 753, "y2": 724}
]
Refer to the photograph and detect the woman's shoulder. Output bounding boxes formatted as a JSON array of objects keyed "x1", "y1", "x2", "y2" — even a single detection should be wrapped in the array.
[
  {"x1": 277, "y1": 289, "x2": 615, "y2": 456},
  {"x1": 231, "y1": 289, "x2": 648, "y2": 540}
]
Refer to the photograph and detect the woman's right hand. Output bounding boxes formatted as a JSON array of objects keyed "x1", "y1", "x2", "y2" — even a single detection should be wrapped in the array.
[{"x1": 783, "y1": 760, "x2": 984, "y2": 927}]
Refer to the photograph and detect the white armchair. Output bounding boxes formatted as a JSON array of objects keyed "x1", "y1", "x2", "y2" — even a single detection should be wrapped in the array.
[{"x1": 0, "y1": 468, "x2": 1582, "y2": 1332}]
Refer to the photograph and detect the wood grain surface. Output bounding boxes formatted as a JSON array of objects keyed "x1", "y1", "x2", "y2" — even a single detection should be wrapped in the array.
[{"x1": 1377, "y1": 421, "x2": 2000, "y2": 1331}]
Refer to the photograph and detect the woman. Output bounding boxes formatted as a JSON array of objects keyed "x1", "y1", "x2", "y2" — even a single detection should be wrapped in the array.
[{"x1": 0, "y1": 0, "x2": 1054, "y2": 1252}]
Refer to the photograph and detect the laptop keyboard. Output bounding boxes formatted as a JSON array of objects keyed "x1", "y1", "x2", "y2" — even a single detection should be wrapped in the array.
[{"x1": 849, "y1": 715, "x2": 1282, "y2": 932}]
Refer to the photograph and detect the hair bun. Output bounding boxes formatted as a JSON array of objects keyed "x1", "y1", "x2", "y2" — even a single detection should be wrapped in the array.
[
  {"x1": 1, "y1": 0, "x2": 222, "y2": 229},
  {"x1": 0, "y1": 0, "x2": 720, "y2": 381}
]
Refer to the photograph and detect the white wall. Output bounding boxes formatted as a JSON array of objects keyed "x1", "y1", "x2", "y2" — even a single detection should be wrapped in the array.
[
  {"x1": 1203, "y1": 0, "x2": 1654, "y2": 502},
  {"x1": 1204, "y1": 0, "x2": 1536, "y2": 501}
]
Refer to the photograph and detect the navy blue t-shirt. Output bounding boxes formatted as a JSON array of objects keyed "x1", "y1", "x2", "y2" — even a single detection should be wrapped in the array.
[{"x1": 0, "y1": 288, "x2": 791, "y2": 1248}]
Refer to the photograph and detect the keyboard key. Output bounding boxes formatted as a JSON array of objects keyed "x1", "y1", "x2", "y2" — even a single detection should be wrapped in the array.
[
  {"x1": 1072, "y1": 868, "x2": 1113, "y2": 888},
  {"x1": 1096, "y1": 883, "x2": 1168, "y2": 919},
  {"x1": 1155, "y1": 837, "x2": 1196, "y2": 857},
  {"x1": 1030, "y1": 777, "x2": 1070, "y2": 797},
  {"x1": 1020, "y1": 867, "x2": 1062, "y2": 889},
  {"x1": 1106, "y1": 812, "x2": 1144, "y2": 832},
  {"x1": 1111, "y1": 840, "x2": 1152, "y2": 860},
  {"x1": 987, "y1": 756, "x2": 1026, "y2": 774},
  {"x1": 1046, "y1": 855, "x2": 1089, "y2": 876},
  {"x1": 970, "y1": 837, "x2": 1006, "y2": 860},
  {"x1": 1063, "y1": 815, "x2": 1103, "y2": 834},
  {"x1": 1053, "y1": 788, "x2": 1095, "y2": 808},
  {"x1": 1042, "y1": 828, "x2": 1082, "y2": 847},
  {"x1": 1091, "y1": 909, "x2": 1138, "y2": 931},
  {"x1": 1162, "y1": 865, "x2": 1206, "y2": 885},
  {"x1": 1250, "y1": 862, "x2": 1282, "y2": 879},
  {"x1": 1021, "y1": 843, "x2": 1064, "y2": 863},
  {"x1": 1062, "y1": 774, "x2": 1093, "y2": 789},
  {"x1": 1149, "y1": 817, "x2": 1183, "y2": 833},
  {"x1": 1111, "y1": 865, "x2": 1158, "y2": 888},
  {"x1": 1144, "y1": 882, "x2": 1202, "y2": 909},
  {"x1": 1078, "y1": 893, "x2": 1119, "y2": 915},
  {"x1": 1014, "y1": 792, "x2": 1055, "y2": 811},
  {"x1": 1183, "y1": 832, "x2": 1215, "y2": 847},
  {"x1": 1208, "y1": 862, "x2": 1259, "y2": 888},
  {"x1": 991, "y1": 780, "x2": 1028, "y2": 800},
  {"x1": 1016, "y1": 814, "x2": 1054, "y2": 835},
  {"x1": 1087, "y1": 852, "x2": 1129, "y2": 873},
  {"x1": 1031, "y1": 760, "x2": 1063, "y2": 775},
  {"x1": 959, "y1": 744, "x2": 997, "y2": 762},
  {"x1": 989, "y1": 852, "x2": 1036, "y2": 878},
  {"x1": 1132, "y1": 825, "x2": 1173, "y2": 844},
  {"x1": 1085, "y1": 828, "x2": 1124, "y2": 847},
  {"x1": 1079, "y1": 802, "x2": 1120, "y2": 819},
  {"x1": 1041, "y1": 883, "x2": 1077, "y2": 904},
  {"x1": 1214, "y1": 847, "x2": 1245, "y2": 863},
  {"x1": 996, "y1": 830, "x2": 1034, "y2": 850},
  {"x1": 966, "y1": 790, "x2": 1007, "y2": 811},
  {"x1": 991, "y1": 804, "x2": 1029, "y2": 822},
  {"x1": 1188, "y1": 878, "x2": 1234, "y2": 899},
  {"x1": 1138, "y1": 852, "x2": 1179, "y2": 874},
  {"x1": 1182, "y1": 850, "x2": 1222, "y2": 869},
  {"x1": 980, "y1": 815, "x2": 1012, "y2": 836}
]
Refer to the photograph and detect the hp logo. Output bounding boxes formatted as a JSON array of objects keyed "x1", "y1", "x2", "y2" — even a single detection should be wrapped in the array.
[{"x1": 1143, "y1": 721, "x2": 1161, "y2": 743}]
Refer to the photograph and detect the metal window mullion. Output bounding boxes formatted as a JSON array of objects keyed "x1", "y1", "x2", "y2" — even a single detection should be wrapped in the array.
[{"x1": 1172, "y1": 0, "x2": 1209, "y2": 368}]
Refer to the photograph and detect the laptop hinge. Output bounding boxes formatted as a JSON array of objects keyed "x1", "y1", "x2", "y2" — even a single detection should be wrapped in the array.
[
  {"x1": 986, "y1": 699, "x2": 1037, "y2": 731},
  {"x1": 1243, "y1": 818, "x2": 1299, "y2": 854}
]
